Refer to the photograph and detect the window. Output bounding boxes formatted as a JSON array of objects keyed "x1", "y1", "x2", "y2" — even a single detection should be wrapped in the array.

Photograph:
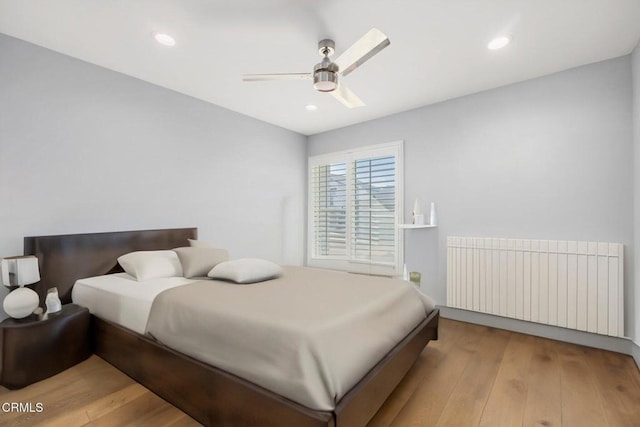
[{"x1": 308, "y1": 141, "x2": 403, "y2": 275}]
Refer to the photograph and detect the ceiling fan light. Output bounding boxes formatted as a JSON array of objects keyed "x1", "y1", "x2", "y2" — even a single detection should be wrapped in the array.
[
  {"x1": 153, "y1": 32, "x2": 176, "y2": 47},
  {"x1": 488, "y1": 36, "x2": 510, "y2": 50},
  {"x1": 314, "y1": 71, "x2": 338, "y2": 92}
]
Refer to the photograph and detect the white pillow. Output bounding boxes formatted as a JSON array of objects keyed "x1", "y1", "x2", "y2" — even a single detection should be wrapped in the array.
[
  {"x1": 173, "y1": 247, "x2": 229, "y2": 278},
  {"x1": 188, "y1": 239, "x2": 212, "y2": 248},
  {"x1": 208, "y1": 258, "x2": 283, "y2": 284},
  {"x1": 117, "y1": 250, "x2": 183, "y2": 281}
]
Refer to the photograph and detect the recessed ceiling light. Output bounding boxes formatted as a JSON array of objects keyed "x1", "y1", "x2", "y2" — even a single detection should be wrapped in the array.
[
  {"x1": 305, "y1": 104, "x2": 318, "y2": 111},
  {"x1": 153, "y1": 33, "x2": 176, "y2": 47},
  {"x1": 487, "y1": 36, "x2": 510, "y2": 50}
]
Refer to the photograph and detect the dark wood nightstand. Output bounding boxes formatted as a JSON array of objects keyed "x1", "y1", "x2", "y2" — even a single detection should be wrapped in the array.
[{"x1": 0, "y1": 303, "x2": 91, "y2": 389}]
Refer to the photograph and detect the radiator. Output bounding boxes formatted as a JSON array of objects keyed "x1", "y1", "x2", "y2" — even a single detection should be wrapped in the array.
[{"x1": 446, "y1": 237, "x2": 624, "y2": 337}]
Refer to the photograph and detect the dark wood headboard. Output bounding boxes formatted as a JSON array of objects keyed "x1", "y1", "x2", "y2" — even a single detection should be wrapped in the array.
[{"x1": 24, "y1": 228, "x2": 197, "y2": 304}]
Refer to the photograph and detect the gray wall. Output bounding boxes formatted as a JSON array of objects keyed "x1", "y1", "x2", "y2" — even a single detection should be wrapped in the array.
[
  {"x1": 0, "y1": 34, "x2": 307, "y2": 315},
  {"x1": 309, "y1": 56, "x2": 635, "y2": 339},
  {"x1": 633, "y1": 43, "x2": 640, "y2": 351}
]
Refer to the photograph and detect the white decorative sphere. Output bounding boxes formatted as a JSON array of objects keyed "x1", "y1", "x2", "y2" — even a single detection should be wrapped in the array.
[{"x1": 3, "y1": 287, "x2": 39, "y2": 319}]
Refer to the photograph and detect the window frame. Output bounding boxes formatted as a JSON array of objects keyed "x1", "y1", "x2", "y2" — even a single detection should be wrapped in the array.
[{"x1": 307, "y1": 141, "x2": 404, "y2": 276}]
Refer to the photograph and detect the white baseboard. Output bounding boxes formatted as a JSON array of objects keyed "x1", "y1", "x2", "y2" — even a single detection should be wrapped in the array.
[{"x1": 439, "y1": 306, "x2": 637, "y2": 362}]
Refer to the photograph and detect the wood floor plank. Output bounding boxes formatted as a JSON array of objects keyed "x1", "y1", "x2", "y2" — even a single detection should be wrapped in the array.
[
  {"x1": 432, "y1": 326, "x2": 511, "y2": 427},
  {"x1": 582, "y1": 346, "x2": 640, "y2": 426},
  {"x1": 522, "y1": 337, "x2": 562, "y2": 427},
  {"x1": 166, "y1": 414, "x2": 203, "y2": 427},
  {"x1": 83, "y1": 392, "x2": 171, "y2": 427},
  {"x1": 32, "y1": 407, "x2": 91, "y2": 427},
  {"x1": 122, "y1": 404, "x2": 193, "y2": 427},
  {"x1": 556, "y1": 341, "x2": 609, "y2": 427},
  {"x1": 478, "y1": 332, "x2": 535, "y2": 427},
  {"x1": 85, "y1": 383, "x2": 149, "y2": 421},
  {"x1": 33, "y1": 383, "x2": 149, "y2": 427}
]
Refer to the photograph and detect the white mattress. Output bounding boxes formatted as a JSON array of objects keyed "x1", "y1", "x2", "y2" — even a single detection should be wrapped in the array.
[{"x1": 71, "y1": 273, "x2": 196, "y2": 334}]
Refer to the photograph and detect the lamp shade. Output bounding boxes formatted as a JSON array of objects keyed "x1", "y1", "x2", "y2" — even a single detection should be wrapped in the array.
[{"x1": 1, "y1": 256, "x2": 40, "y2": 287}]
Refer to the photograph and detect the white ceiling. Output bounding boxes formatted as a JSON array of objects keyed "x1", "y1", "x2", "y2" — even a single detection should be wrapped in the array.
[{"x1": 1, "y1": 0, "x2": 639, "y2": 135}]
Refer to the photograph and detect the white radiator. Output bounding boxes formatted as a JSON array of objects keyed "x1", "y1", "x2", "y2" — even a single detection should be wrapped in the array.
[{"x1": 446, "y1": 237, "x2": 624, "y2": 337}]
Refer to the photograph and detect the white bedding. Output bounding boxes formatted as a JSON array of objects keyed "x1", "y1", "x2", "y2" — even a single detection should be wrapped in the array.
[{"x1": 71, "y1": 273, "x2": 195, "y2": 334}]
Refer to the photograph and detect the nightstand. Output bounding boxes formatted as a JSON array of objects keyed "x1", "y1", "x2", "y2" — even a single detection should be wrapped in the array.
[{"x1": 0, "y1": 303, "x2": 91, "y2": 389}]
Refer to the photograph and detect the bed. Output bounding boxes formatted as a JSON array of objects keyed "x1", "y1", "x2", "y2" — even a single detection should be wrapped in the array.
[{"x1": 24, "y1": 227, "x2": 439, "y2": 427}]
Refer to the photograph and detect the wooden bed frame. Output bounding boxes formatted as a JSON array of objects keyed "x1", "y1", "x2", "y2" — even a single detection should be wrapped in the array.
[{"x1": 24, "y1": 228, "x2": 439, "y2": 427}]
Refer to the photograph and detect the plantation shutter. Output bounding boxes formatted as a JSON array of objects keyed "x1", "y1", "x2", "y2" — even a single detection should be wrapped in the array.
[
  {"x1": 351, "y1": 156, "x2": 396, "y2": 265},
  {"x1": 311, "y1": 162, "x2": 347, "y2": 257}
]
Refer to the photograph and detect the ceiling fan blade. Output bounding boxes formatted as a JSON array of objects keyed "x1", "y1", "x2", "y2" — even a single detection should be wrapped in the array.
[
  {"x1": 242, "y1": 73, "x2": 312, "y2": 82},
  {"x1": 330, "y1": 82, "x2": 365, "y2": 108},
  {"x1": 334, "y1": 28, "x2": 390, "y2": 77}
]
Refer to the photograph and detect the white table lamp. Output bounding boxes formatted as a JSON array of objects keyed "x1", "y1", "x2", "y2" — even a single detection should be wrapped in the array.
[{"x1": 1, "y1": 256, "x2": 41, "y2": 319}]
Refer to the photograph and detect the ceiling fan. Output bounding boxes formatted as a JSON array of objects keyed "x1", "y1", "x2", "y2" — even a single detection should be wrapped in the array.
[{"x1": 242, "y1": 28, "x2": 390, "y2": 108}]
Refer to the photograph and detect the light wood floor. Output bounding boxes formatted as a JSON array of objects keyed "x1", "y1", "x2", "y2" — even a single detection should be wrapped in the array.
[{"x1": 1, "y1": 319, "x2": 639, "y2": 427}]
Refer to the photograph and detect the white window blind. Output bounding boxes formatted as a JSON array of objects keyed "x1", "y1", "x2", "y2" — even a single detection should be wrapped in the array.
[
  {"x1": 312, "y1": 162, "x2": 347, "y2": 257},
  {"x1": 308, "y1": 141, "x2": 403, "y2": 275},
  {"x1": 351, "y1": 156, "x2": 396, "y2": 265}
]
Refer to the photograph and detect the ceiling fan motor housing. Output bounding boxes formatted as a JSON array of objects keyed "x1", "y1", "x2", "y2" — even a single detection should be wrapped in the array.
[
  {"x1": 313, "y1": 57, "x2": 339, "y2": 92},
  {"x1": 318, "y1": 39, "x2": 335, "y2": 57}
]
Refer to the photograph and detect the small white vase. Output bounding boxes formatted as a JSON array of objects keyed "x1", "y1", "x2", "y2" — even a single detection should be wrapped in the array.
[
  {"x1": 429, "y1": 202, "x2": 437, "y2": 226},
  {"x1": 412, "y1": 198, "x2": 421, "y2": 224}
]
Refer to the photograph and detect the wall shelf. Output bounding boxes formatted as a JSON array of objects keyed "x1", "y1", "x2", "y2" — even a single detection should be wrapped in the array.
[{"x1": 397, "y1": 224, "x2": 437, "y2": 229}]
